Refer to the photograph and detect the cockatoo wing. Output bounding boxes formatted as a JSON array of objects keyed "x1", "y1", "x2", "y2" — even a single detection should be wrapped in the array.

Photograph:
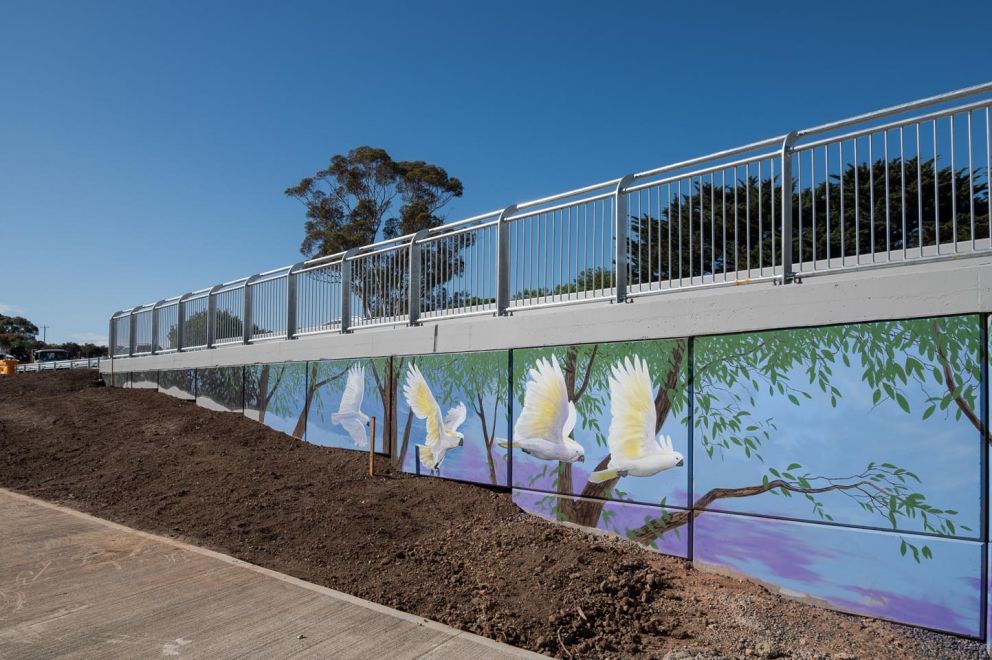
[
  {"x1": 564, "y1": 401, "x2": 577, "y2": 439},
  {"x1": 337, "y1": 364, "x2": 365, "y2": 415},
  {"x1": 514, "y1": 357, "x2": 570, "y2": 445},
  {"x1": 444, "y1": 402, "x2": 467, "y2": 433},
  {"x1": 607, "y1": 356, "x2": 658, "y2": 461},
  {"x1": 403, "y1": 364, "x2": 444, "y2": 448},
  {"x1": 339, "y1": 416, "x2": 369, "y2": 448},
  {"x1": 656, "y1": 433, "x2": 674, "y2": 451}
]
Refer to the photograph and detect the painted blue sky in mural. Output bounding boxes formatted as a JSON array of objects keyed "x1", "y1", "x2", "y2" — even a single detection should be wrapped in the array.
[
  {"x1": 694, "y1": 323, "x2": 982, "y2": 537},
  {"x1": 308, "y1": 359, "x2": 388, "y2": 454},
  {"x1": 397, "y1": 353, "x2": 508, "y2": 486}
]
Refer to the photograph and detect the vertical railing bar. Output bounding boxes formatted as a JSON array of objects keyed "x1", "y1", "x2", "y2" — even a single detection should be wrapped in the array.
[
  {"x1": 825, "y1": 146, "x2": 831, "y2": 267},
  {"x1": 745, "y1": 164, "x2": 751, "y2": 276},
  {"x1": 869, "y1": 133, "x2": 875, "y2": 262},
  {"x1": 900, "y1": 126, "x2": 907, "y2": 260},
  {"x1": 798, "y1": 149, "x2": 804, "y2": 266},
  {"x1": 917, "y1": 124, "x2": 923, "y2": 256},
  {"x1": 934, "y1": 120, "x2": 940, "y2": 254},
  {"x1": 710, "y1": 172, "x2": 715, "y2": 282},
  {"x1": 758, "y1": 160, "x2": 763, "y2": 273},
  {"x1": 884, "y1": 128, "x2": 891, "y2": 260},
  {"x1": 951, "y1": 114, "x2": 958, "y2": 251},
  {"x1": 720, "y1": 168, "x2": 727, "y2": 282},
  {"x1": 840, "y1": 140, "x2": 846, "y2": 261},
  {"x1": 968, "y1": 110, "x2": 975, "y2": 251},
  {"x1": 678, "y1": 179, "x2": 683, "y2": 286},
  {"x1": 733, "y1": 171, "x2": 738, "y2": 279},
  {"x1": 854, "y1": 137, "x2": 860, "y2": 262}
]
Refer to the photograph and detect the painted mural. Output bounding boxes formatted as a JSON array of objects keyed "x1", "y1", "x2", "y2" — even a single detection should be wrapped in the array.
[
  {"x1": 244, "y1": 362, "x2": 307, "y2": 438},
  {"x1": 195, "y1": 366, "x2": 244, "y2": 413},
  {"x1": 305, "y1": 358, "x2": 389, "y2": 453},
  {"x1": 690, "y1": 316, "x2": 982, "y2": 538},
  {"x1": 130, "y1": 370, "x2": 158, "y2": 389},
  {"x1": 158, "y1": 369, "x2": 196, "y2": 400},
  {"x1": 694, "y1": 511, "x2": 982, "y2": 636},
  {"x1": 395, "y1": 350, "x2": 509, "y2": 486},
  {"x1": 101, "y1": 311, "x2": 988, "y2": 638},
  {"x1": 509, "y1": 339, "x2": 690, "y2": 522},
  {"x1": 508, "y1": 319, "x2": 984, "y2": 635},
  {"x1": 514, "y1": 490, "x2": 689, "y2": 559}
]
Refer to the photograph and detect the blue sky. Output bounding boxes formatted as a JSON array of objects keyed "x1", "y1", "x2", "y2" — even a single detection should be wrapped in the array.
[{"x1": 1, "y1": 0, "x2": 989, "y2": 344}]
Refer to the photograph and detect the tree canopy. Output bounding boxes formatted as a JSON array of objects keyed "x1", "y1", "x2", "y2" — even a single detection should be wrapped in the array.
[{"x1": 285, "y1": 146, "x2": 464, "y2": 258}]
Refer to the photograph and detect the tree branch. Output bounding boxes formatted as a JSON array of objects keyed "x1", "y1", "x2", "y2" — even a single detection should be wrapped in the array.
[
  {"x1": 632, "y1": 478, "x2": 895, "y2": 545},
  {"x1": 932, "y1": 321, "x2": 989, "y2": 443}
]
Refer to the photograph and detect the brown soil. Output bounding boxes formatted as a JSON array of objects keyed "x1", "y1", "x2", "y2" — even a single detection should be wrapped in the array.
[{"x1": 0, "y1": 371, "x2": 984, "y2": 659}]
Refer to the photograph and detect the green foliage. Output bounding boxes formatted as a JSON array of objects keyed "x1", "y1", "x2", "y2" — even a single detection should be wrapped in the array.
[
  {"x1": 0, "y1": 313, "x2": 41, "y2": 360},
  {"x1": 697, "y1": 315, "x2": 982, "y2": 561},
  {"x1": 626, "y1": 158, "x2": 989, "y2": 282},
  {"x1": 196, "y1": 366, "x2": 245, "y2": 410},
  {"x1": 286, "y1": 146, "x2": 463, "y2": 257}
]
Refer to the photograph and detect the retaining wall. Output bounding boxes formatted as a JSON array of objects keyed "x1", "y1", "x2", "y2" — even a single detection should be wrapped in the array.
[{"x1": 104, "y1": 256, "x2": 992, "y2": 640}]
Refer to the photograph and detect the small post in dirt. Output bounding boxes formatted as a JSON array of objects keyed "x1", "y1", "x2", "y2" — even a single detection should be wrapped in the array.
[{"x1": 368, "y1": 417, "x2": 376, "y2": 477}]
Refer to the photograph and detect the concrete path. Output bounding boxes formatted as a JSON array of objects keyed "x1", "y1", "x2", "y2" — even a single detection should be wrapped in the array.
[{"x1": 0, "y1": 488, "x2": 543, "y2": 659}]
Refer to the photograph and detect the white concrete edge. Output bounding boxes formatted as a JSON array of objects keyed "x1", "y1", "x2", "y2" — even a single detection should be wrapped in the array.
[{"x1": 0, "y1": 487, "x2": 546, "y2": 659}]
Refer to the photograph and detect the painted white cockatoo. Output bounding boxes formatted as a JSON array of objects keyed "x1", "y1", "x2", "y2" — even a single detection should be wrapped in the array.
[
  {"x1": 403, "y1": 364, "x2": 467, "y2": 470},
  {"x1": 588, "y1": 356, "x2": 684, "y2": 483},
  {"x1": 498, "y1": 357, "x2": 585, "y2": 463},
  {"x1": 330, "y1": 364, "x2": 370, "y2": 448}
]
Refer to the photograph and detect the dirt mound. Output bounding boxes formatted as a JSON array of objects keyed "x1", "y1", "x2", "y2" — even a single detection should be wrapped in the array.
[{"x1": 0, "y1": 371, "x2": 983, "y2": 659}]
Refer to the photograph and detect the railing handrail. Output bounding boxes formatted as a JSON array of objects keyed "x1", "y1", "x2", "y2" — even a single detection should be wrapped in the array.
[{"x1": 107, "y1": 82, "x2": 992, "y2": 358}]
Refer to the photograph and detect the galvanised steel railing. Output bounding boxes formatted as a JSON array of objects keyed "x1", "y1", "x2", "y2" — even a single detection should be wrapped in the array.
[
  {"x1": 109, "y1": 82, "x2": 992, "y2": 358},
  {"x1": 16, "y1": 358, "x2": 105, "y2": 373}
]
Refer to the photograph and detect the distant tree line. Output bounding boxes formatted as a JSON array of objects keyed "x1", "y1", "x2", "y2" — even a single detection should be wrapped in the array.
[{"x1": 0, "y1": 314, "x2": 107, "y2": 361}]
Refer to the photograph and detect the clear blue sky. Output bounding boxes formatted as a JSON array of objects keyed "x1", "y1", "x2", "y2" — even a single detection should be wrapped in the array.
[{"x1": 1, "y1": 0, "x2": 989, "y2": 344}]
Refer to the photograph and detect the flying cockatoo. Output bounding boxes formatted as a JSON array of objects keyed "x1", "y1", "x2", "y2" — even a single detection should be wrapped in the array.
[
  {"x1": 403, "y1": 364, "x2": 466, "y2": 470},
  {"x1": 588, "y1": 356, "x2": 684, "y2": 483},
  {"x1": 330, "y1": 364, "x2": 370, "y2": 448},
  {"x1": 498, "y1": 357, "x2": 585, "y2": 463}
]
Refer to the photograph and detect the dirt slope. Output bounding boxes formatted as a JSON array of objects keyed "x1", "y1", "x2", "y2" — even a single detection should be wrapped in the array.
[{"x1": 0, "y1": 371, "x2": 983, "y2": 659}]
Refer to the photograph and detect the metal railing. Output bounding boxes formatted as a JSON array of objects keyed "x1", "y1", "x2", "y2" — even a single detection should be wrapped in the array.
[
  {"x1": 109, "y1": 82, "x2": 992, "y2": 358},
  {"x1": 16, "y1": 358, "x2": 105, "y2": 373}
]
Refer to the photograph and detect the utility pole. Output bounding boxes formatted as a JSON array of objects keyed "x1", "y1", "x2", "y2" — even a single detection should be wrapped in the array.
[{"x1": 39, "y1": 325, "x2": 49, "y2": 343}]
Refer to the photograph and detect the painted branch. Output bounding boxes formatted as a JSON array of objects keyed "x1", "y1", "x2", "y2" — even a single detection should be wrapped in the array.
[
  {"x1": 932, "y1": 321, "x2": 989, "y2": 443},
  {"x1": 630, "y1": 478, "x2": 892, "y2": 545}
]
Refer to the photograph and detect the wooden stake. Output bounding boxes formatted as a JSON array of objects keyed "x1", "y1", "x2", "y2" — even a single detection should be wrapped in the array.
[{"x1": 368, "y1": 416, "x2": 376, "y2": 477}]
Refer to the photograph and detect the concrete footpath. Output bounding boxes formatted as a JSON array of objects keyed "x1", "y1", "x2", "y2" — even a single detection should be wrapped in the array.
[{"x1": 0, "y1": 488, "x2": 543, "y2": 659}]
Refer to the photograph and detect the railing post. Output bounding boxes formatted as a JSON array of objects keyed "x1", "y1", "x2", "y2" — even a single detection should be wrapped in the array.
[
  {"x1": 176, "y1": 293, "x2": 190, "y2": 352},
  {"x1": 108, "y1": 313, "x2": 120, "y2": 359},
  {"x1": 128, "y1": 305, "x2": 141, "y2": 356},
  {"x1": 150, "y1": 299, "x2": 165, "y2": 355},
  {"x1": 286, "y1": 263, "x2": 303, "y2": 340},
  {"x1": 781, "y1": 131, "x2": 798, "y2": 283},
  {"x1": 340, "y1": 249, "x2": 357, "y2": 334},
  {"x1": 407, "y1": 231, "x2": 429, "y2": 326},
  {"x1": 495, "y1": 205, "x2": 518, "y2": 316},
  {"x1": 206, "y1": 284, "x2": 222, "y2": 348},
  {"x1": 614, "y1": 174, "x2": 635, "y2": 303},
  {"x1": 243, "y1": 275, "x2": 259, "y2": 344}
]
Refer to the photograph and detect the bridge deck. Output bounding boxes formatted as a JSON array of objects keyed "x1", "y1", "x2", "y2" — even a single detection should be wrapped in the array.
[{"x1": 0, "y1": 488, "x2": 540, "y2": 659}]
